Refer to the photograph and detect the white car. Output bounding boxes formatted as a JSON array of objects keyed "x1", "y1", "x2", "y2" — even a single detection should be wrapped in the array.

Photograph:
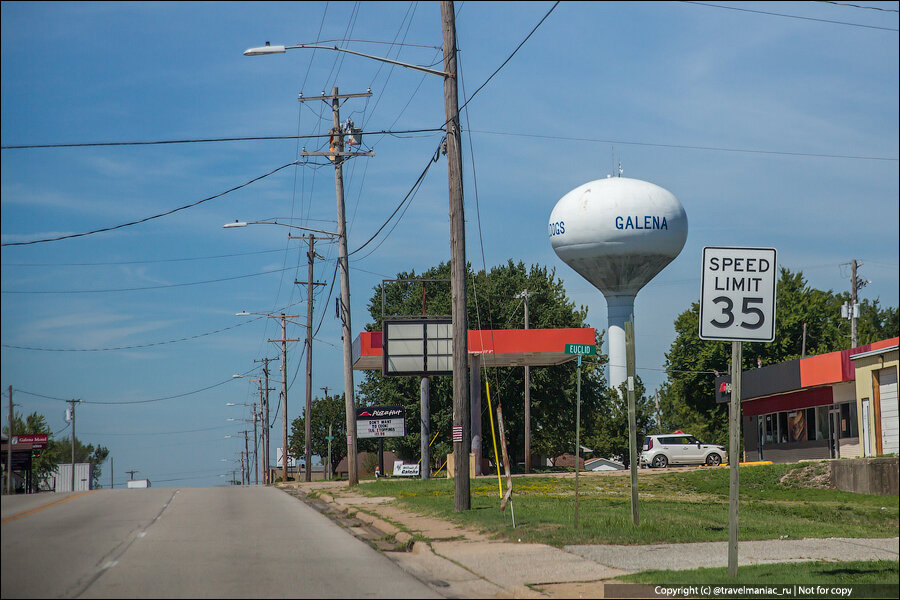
[{"x1": 640, "y1": 432, "x2": 727, "y2": 468}]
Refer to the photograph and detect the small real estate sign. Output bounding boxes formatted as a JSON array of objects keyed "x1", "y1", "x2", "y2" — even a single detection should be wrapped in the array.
[
  {"x1": 393, "y1": 461, "x2": 420, "y2": 476},
  {"x1": 356, "y1": 406, "x2": 406, "y2": 439}
]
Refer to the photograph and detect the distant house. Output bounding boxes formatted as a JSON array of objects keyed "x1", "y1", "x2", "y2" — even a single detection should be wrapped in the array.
[
  {"x1": 584, "y1": 457, "x2": 625, "y2": 471},
  {"x1": 335, "y1": 451, "x2": 399, "y2": 479}
]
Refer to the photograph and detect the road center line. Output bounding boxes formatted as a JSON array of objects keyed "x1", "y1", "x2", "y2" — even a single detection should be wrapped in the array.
[{"x1": 1, "y1": 490, "x2": 96, "y2": 526}]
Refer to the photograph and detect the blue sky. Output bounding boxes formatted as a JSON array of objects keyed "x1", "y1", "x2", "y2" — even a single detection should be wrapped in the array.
[{"x1": 2, "y1": 1, "x2": 897, "y2": 487}]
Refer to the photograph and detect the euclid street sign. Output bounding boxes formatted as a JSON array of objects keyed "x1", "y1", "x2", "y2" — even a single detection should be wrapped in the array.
[
  {"x1": 700, "y1": 246, "x2": 777, "y2": 342},
  {"x1": 564, "y1": 343, "x2": 596, "y2": 355}
]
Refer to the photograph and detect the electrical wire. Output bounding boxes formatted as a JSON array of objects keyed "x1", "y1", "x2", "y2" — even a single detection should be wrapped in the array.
[
  {"x1": 469, "y1": 130, "x2": 899, "y2": 162},
  {"x1": 1, "y1": 266, "x2": 300, "y2": 295},
  {"x1": 680, "y1": 1, "x2": 899, "y2": 31},
  {"x1": 0, "y1": 248, "x2": 288, "y2": 268},
  {"x1": 0, "y1": 161, "x2": 298, "y2": 247}
]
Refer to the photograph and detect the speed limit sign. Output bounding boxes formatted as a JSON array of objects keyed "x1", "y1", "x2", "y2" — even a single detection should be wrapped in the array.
[{"x1": 700, "y1": 247, "x2": 777, "y2": 342}]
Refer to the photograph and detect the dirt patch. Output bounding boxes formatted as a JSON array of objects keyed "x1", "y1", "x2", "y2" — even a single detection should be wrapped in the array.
[{"x1": 779, "y1": 462, "x2": 834, "y2": 489}]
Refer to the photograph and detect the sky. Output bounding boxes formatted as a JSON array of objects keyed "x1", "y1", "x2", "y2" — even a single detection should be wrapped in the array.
[{"x1": 2, "y1": 1, "x2": 897, "y2": 488}]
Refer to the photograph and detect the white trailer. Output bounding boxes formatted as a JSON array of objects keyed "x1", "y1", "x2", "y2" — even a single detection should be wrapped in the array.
[{"x1": 126, "y1": 479, "x2": 151, "y2": 488}]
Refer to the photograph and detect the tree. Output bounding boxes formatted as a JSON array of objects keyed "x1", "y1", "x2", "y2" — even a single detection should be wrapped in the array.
[
  {"x1": 3, "y1": 410, "x2": 109, "y2": 489},
  {"x1": 356, "y1": 260, "x2": 611, "y2": 471},
  {"x1": 662, "y1": 268, "x2": 899, "y2": 446},
  {"x1": 288, "y1": 393, "x2": 361, "y2": 476}
]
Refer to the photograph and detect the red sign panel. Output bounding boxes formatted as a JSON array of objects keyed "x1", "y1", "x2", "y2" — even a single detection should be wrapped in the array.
[{"x1": 11, "y1": 434, "x2": 49, "y2": 448}]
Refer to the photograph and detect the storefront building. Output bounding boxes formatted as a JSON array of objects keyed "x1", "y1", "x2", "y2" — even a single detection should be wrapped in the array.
[{"x1": 715, "y1": 337, "x2": 898, "y2": 463}]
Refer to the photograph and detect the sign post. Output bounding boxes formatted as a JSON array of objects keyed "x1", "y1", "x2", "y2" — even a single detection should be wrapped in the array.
[
  {"x1": 565, "y1": 343, "x2": 596, "y2": 527},
  {"x1": 700, "y1": 246, "x2": 777, "y2": 577}
]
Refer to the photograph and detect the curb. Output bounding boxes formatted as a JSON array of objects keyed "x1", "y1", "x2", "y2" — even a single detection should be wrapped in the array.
[{"x1": 299, "y1": 487, "x2": 414, "y2": 548}]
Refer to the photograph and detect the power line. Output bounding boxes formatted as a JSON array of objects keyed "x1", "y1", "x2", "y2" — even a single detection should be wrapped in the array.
[
  {"x1": 1, "y1": 265, "x2": 298, "y2": 294},
  {"x1": 0, "y1": 128, "x2": 443, "y2": 151},
  {"x1": 816, "y1": 1, "x2": 899, "y2": 12},
  {"x1": 1, "y1": 247, "x2": 289, "y2": 268},
  {"x1": 681, "y1": 1, "x2": 899, "y2": 31},
  {"x1": 0, "y1": 161, "x2": 300, "y2": 247},
  {"x1": 469, "y1": 129, "x2": 899, "y2": 161}
]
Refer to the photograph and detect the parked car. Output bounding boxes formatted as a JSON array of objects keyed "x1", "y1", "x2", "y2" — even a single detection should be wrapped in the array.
[{"x1": 640, "y1": 432, "x2": 727, "y2": 468}]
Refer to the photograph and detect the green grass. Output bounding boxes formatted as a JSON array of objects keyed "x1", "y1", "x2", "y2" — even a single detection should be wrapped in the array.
[
  {"x1": 355, "y1": 463, "x2": 898, "y2": 546},
  {"x1": 615, "y1": 559, "x2": 899, "y2": 589}
]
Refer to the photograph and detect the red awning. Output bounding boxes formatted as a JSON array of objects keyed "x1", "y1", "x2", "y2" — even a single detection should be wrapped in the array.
[{"x1": 742, "y1": 386, "x2": 834, "y2": 416}]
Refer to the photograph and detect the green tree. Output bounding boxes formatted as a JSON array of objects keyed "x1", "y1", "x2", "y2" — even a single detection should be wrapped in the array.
[
  {"x1": 3, "y1": 411, "x2": 109, "y2": 489},
  {"x1": 289, "y1": 393, "x2": 365, "y2": 476},
  {"x1": 662, "y1": 268, "x2": 898, "y2": 446},
  {"x1": 357, "y1": 260, "x2": 610, "y2": 472}
]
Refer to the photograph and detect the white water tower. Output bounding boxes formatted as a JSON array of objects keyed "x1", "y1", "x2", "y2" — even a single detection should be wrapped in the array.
[{"x1": 549, "y1": 177, "x2": 687, "y2": 391}]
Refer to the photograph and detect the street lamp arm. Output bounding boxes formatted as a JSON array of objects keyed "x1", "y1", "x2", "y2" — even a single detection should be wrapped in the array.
[
  {"x1": 244, "y1": 43, "x2": 452, "y2": 78},
  {"x1": 223, "y1": 220, "x2": 338, "y2": 238}
]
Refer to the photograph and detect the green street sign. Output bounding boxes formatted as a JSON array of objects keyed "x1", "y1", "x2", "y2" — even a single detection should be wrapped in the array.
[
  {"x1": 565, "y1": 343, "x2": 596, "y2": 356},
  {"x1": 325, "y1": 436, "x2": 334, "y2": 441}
]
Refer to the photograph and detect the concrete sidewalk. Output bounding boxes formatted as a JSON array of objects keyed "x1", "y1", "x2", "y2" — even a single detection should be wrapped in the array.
[{"x1": 282, "y1": 480, "x2": 899, "y2": 599}]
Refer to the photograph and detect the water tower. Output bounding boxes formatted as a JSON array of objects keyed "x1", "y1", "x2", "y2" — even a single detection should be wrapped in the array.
[{"x1": 549, "y1": 177, "x2": 687, "y2": 392}]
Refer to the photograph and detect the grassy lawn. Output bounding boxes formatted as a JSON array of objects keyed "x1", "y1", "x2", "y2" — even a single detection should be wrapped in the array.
[
  {"x1": 354, "y1": 463, "x2": 898, "y2": 546},
  {"x1": 615, "y1": 559, "x2": 899, "y2": 591}
]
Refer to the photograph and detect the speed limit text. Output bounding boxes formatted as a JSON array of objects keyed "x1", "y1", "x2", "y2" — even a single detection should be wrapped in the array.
[{"x1": 708, "y1": 256, "x2": 772, "y2": 292}]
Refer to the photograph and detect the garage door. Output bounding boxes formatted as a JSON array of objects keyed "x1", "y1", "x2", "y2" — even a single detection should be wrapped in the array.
[{"x1": 879, "y1": 367, "x2": 898, "y2": 455}]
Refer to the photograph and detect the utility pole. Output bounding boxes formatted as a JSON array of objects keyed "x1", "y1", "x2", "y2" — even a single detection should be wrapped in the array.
[
  {"x1": 849, "y1": 259, "x2": 869, "y2": 349},
  {"x1": 441, "y1": 0, "x2": 470, "y2": 513},
  {"x1": 126, "y1": 469, "x2": 138, "y2": 480},
  {"x1": 299, "y1": 87, "x2": 372, "y2": 487},
  {"x1": 292, "y1": 235, "x2": 327, "y2": 482},
  {"x1": 252, "y1": 403, "x2": 259, "y2": 485},
  {"x1": 66, "y1": 399, "x2": 80, "y2": 491},
  {"x1": 516, "y1": 290, "x2": 533, "y2": 472},
  {"x1": 110, "y1": 457, "x2": 113, "y2": 490},
  {"x1": 241, "y1": 430, "x2": 251, "y2": 486},
  {"x1": 268, "y1": 316, "x2": 300, "y2": 483},
  {"x1": 321, "y1": 387, "x2": 332, "y2": 480},
  {"x1": 255, "y1": 357, "x2": 275, "y2": 484},
  {"x1": 6, "y1": 385, "x2": 12, "y2": 494}
]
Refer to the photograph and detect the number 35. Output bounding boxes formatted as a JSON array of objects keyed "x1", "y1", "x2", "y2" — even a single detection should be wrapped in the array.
[{"x1": 710, "y1": 296, "x2": 765, "y2": 330}]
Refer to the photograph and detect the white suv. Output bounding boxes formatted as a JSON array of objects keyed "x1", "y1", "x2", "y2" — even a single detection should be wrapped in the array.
[{"x1": 640, "y1": 432, "x2": 727, "y2": 468}]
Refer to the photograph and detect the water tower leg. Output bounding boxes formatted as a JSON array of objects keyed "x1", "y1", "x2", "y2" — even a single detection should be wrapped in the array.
[{"x1": 606, "y1": 294, "x2": 636, "y2": 394}]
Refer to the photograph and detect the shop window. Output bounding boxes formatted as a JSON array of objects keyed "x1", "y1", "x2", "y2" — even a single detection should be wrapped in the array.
[
  {"x1": 816, "y1": 406, "x2": 830, "y2": 441},
  {"x1": 805, "y1": 407, "x2": 817, "y2": 441},
  {"x1": 788, "y1": 410, "x2": 808, "y2": 442},
  {"x1": 764, "y1": 414, "x2": 776, "y2": 444},
  {"x1": 778, "y1": 412, "x2": 789, "y2": 444},
  {"x1": 839, "y1": 402, "x2": 858, "y2": 438}
]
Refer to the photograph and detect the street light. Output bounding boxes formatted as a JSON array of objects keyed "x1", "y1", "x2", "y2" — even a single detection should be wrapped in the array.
[{"x1": 243, "y1": 1, "x2": 469, "y2": 506}]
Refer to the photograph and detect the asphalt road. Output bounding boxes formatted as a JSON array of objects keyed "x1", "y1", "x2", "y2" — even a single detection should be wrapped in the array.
[{"x1": 1, "y1": 486, "x2": 440, "y2": 599}]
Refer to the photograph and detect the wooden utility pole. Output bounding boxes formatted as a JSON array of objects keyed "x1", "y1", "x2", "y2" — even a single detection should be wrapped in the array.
[
  {"x1": 441, "y1": 0, "x2": 470, "y2": 513},
  {"x1": 255, "y1": 357, "x2": 275, "y2": 484},
  {"x1": 66, "y1": 399, "x2": 80, "y2": 491},
  {"x1": 6, "y1": 385, "x2": 12, "y2": 494},
  {"x1": 299, "y1": 88, "x2": 372, "y2": 487},
  {"x1": 625, "y1": 321, "x2": 639, "y2": 526},
  {"x1": 293, "y1": 235, "x2": 327, "y2": 482},
  {"x1": 728, "y1": 341, "x2": 742, "y2": 577},
  {"x1": 268, "y1": 316, "x2": 300, "y2": 483}
]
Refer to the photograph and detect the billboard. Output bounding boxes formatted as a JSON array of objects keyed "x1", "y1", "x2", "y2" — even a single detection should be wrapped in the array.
[{"x1": 356, "y1": 406, "x2": 406, "y2": 439}]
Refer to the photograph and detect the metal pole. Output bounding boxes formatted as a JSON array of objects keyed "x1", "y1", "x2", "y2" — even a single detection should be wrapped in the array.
[
  {"x1": 264, "y1": 360, "x2": 271, "y2": 484},
  {"x1": 625, "y1": 321, "x2": 639, "y2": 526},
  {"x1": 110, "y1": 457, "x2": 113, "y2": 490},
  {"x1": 523, "y1": 291, "x2": 532, "y2": 473},
  {"x1": 421, "y1": 376, "x2": 431, "y2": 479},
  {"x1": 728, "y1": 341, "x2": 742, "y2": 577},
  {"x1": 442, "y1": 0, "x2": 470, "y2": 513},
  {"x1": 327, "y1": 422, "x2": 333, "y2": 481},
  {"x1": 331, "y1": 86, "x2": 359, "y2": 487},
  {"x1": 574, "y1": 355, "x2": 582, "y2": 528}
]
